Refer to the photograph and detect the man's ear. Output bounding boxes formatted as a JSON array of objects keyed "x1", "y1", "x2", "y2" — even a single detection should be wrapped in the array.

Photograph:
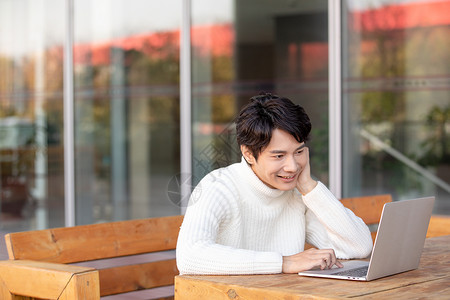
[{"x1": 241, "y1": 145, "x2": 255, "y2": 164}]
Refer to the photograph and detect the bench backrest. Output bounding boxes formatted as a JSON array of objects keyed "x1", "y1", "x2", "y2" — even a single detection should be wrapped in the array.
[
  {"x1": 304, "y1": 194, "x2": 392, "y2": 250},
  {"x1": 340, "y1": 194, "x2": 392, "y2": 242},
  {"x1": 5, "y1": 215, "x2": 184, "y2": 297},
  {"x1": 426, "y1": 215, "x2": 450, "y2": 238},
  {"x1": 340, "y1": 195, "x2": 449, "y2": 242}
]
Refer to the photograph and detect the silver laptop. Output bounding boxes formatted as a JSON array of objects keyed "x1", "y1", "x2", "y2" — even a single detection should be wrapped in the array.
[{"x1": 298, "y1": 196, "x2": 435, "y2": 281}]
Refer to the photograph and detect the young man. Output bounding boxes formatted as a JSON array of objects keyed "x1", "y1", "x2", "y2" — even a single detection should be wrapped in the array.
[{"x1": 176, "y1": 93, "x2": 373, "y2": 275}]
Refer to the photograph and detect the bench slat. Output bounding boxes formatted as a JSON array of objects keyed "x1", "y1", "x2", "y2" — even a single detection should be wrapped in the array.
[
  {"x1": 340, "y1": 194, "x2": 392, "y2": 225},
  {"x1": 0, "y1": 260, "x2": 99, "y2": 299},
  {"x1": 305, "y1": 194, "x2": 393, "y2": 249},
  {"x1": 5, "y1": 215, "x2": 184, "y2": 264},
  {"x1": 427, "y1": 215, "x2": 450, "y2": 238},
  {"x1": 99, "y1": 259, "x2": 177, "y2": 296}
]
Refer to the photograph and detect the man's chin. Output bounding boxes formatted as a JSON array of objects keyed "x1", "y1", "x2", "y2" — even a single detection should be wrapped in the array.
[{"x1": 275, "y1": 182, "x2": 297, "y2": 191}]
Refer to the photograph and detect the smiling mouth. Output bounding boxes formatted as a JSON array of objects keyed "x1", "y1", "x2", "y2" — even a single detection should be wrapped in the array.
[{"x1": 278, "y1": 175, "x2": 296, "y2": 179}]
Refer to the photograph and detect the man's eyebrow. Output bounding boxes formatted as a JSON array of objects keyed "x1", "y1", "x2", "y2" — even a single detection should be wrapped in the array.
[
  {"x1": 268, "y1": 150, "x2": 287, "y2": 154},
  {"x1": 296, "y1": 144, "x2": 306, "y2": 151},
  {"x1": 268, "y1": 144, "x2": 306, "y2": 154}
]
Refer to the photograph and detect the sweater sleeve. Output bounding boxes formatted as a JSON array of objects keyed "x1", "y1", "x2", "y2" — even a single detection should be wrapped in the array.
[
  {"x1": 176, "y1": 178, "x2": 283, "y2": 275},
  {"x1": 302, "y1": 182, "x2": 373, "y2": 259}
]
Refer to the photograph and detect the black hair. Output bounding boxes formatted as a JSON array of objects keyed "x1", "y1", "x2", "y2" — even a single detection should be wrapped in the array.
[{"x1": 236, "y1": 92, "x2": 311, "y2": 160}]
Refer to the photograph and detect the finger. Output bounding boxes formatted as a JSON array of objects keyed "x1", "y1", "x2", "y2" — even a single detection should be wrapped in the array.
[
  {"x1": 318, "y1": 250, "x2": 333, "y2": 269},
  {"x1": 327, "y1": 253, "x2": 336, "y2": 269},
  {"x1": 335, "y1": 260, "x2": 344, "y2": 268},
  {"x1": 321, "y1": 254, "x2": 330, "y2": 269},
  {"x1": 329, "y1": 250, "x2": 337, "y2": 268},
  {"x1": 320, "y1": 258, "x2": 327, "y2": 270}
]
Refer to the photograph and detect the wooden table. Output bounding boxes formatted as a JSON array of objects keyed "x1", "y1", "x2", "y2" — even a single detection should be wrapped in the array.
[{"x1": 175, "y1": 235, "x2": 450, "y2": 299}]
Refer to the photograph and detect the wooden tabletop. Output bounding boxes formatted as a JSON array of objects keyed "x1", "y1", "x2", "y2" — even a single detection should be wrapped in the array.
[{"x1": 175, "y1": 235, "x2": 450, "y2": 299}]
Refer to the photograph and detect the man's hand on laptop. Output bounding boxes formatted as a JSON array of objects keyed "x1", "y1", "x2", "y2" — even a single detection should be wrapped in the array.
[{"x1": 282, "y1": 248, "x2": 344, "y2": 273}]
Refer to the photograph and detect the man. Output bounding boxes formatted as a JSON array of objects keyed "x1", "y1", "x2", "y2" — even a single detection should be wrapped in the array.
[{"x1": 176, "y1": 93, "x2": 373, "y2": 275}]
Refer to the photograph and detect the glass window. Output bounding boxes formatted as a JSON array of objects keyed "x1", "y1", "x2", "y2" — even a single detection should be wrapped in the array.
[
  {"x1": 342, "y1": 0, "x2": 450, "y2": 214},
  {"x1": 73, "y1": 0, "x2": 181, "y2": 224},
  {"x1": 191, "y1": 0, "x2": 330, "y2": 186},
  {"x1": 0, "y1": 0, "x2": 65, "y2": 233}
]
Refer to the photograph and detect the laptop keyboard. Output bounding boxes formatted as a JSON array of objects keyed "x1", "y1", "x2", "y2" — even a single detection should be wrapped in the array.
[{"x1": 331, "y1": 266, "x2": 368, "y2": 277}]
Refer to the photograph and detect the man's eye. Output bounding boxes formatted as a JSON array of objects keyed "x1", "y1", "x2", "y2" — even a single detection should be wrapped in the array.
[{"x1": 274, "y1": 155, "x2": 284, "y2": 159}]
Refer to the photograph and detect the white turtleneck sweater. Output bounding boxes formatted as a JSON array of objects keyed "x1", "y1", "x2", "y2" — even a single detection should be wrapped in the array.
[{"x1": 176, "y1": 158, "x2": 373, "y2": 275}]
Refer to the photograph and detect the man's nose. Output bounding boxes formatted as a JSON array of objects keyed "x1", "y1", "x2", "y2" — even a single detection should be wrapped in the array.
[{"x1": 284, "y1": 155, "x2": 298, "y2": 172}]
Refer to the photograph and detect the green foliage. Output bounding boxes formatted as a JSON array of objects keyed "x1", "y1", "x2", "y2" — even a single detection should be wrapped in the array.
[{"x1": 418, "y1": 106, "x2": 450, "y2": 166}]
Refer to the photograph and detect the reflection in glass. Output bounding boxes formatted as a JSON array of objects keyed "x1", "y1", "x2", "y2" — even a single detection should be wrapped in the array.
[
  {"x1": 0, "y1": 0, "x2": 65, "y2": 232},
  {"x1": 342, "y1": 0, "x2": 450, "y2": 213},
  {"x1": 191, "y1": 0, "x2": 330, "y2": 185},
  {"x1": 73, "y1": 0, "x2": 181, "y2": 224}
]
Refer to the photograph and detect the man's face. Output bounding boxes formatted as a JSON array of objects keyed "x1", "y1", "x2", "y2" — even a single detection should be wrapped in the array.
[{"x1": 242, "y1": 128, "x2": 307, "y2": 191}]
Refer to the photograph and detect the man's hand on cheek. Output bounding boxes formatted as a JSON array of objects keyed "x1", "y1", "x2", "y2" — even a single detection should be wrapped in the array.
[{"x1": 296, "y1": 147, "x2": 317, "y2": 195}]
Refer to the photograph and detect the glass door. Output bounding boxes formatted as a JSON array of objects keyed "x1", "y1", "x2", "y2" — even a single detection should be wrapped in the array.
[
  {"x1": 0, "y1": 0, "x2": 66, "y2": 234},
  {"x1": 191, "y1": 0, "x2": 330, "y2": 186},
  {"x1": 73, "y1": 0, "x2": 182, "y2": 224},
  {"x1": 342, "y1": 0, "x2": 450, "y2": 214}
]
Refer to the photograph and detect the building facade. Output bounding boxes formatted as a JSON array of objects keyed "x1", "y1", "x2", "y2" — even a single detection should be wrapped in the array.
[{"x1": 0, "y1": 0, "x2": 449, "y2": 233}]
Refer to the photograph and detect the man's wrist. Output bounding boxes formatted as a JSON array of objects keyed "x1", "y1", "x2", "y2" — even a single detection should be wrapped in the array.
[{"x1": 297, "y1": 180, "x2": 318, "y2": 196}]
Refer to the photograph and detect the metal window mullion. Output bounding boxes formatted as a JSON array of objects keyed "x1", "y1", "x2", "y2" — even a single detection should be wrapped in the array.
[
  {"x1": 64, "y1": 0, "x2": 75, "y2": 227},
  {"x1": 180, "y1": 0, "x2": 192, "y2": 214},
  {"x1": 328, "y1": 0, "x2": 342, "y2": 198}
]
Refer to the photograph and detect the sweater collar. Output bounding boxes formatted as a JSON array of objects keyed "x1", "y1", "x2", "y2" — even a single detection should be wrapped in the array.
[{"x1": 239, "y1": 157, "x2": 285, "y2": 199}]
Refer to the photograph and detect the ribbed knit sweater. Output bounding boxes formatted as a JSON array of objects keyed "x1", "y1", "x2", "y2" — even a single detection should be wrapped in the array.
[{"x1": 176, "y1": 158, "x2": 373, "y2": 275}]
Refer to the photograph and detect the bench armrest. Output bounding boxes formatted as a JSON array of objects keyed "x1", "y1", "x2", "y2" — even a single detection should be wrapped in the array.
[
  {"x1": 0, "y1": 260, "x2": 100, "y2": 299},
  {"x1": 427, "y1": 215, "x2": 450, "y2": 238}
]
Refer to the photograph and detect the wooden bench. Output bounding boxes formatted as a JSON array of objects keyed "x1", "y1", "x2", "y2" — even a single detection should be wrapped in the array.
[
  {"x1": 1, "y1": 196, "x2": 448, "y2": 299},
  {"x1": 427, "y1": 215, "x2": 450, "y2": 238},
  {"x1": 340, "y1": 194, "x2": 393, "y2": 243},
  {"x1": 339, "y1": 195, "x2": 450, "y2": 240},
  {"x1": 307, "y1": 194, "x2": 450, "y2": 248},
  {"x1": 0, "y1": 215, "x2": 184, "y2": 299},
  {"x1": 304, "y1": 194, "x2": 393, "y2": 250}
]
